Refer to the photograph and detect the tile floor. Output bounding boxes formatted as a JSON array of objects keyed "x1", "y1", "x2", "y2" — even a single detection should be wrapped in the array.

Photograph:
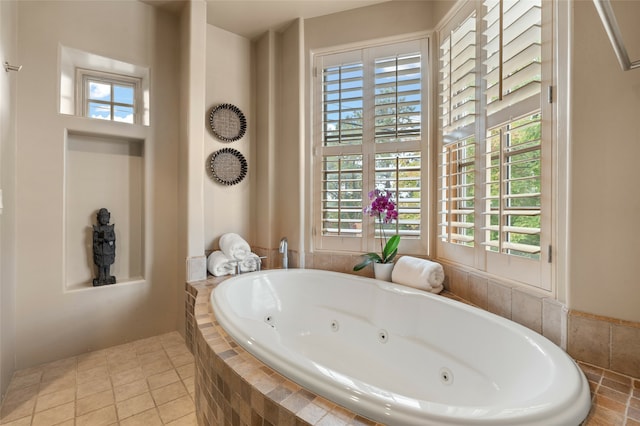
[
  {"x1": 0, "y1": 332, "x2": 195, "y2": 426},
  {"x1": 3, "y1": 329, "x2": 640, "y2": 426},
  {"x1": 580, "y1": 362, "x2": 640, "y2": 426}
]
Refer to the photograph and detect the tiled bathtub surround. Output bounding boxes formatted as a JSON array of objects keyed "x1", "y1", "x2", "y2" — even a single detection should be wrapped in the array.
[
  {"x1": 251, "y1": 247, "x2": 300, "y2": 270},
  {"x1": 569, "y1": 311, "x2": 640, "y2": 379},
  {"x1": 0, "y1": 332, "x2": 196, "y2": 425},
  {"x1": 305, "y1": 252, "x2": 640, "y2": 382},
  {"x1": 186, "y1": 278, "x2": 383, "y2": 426},
  {"x1": 186, "y1": 275, "x2": 640, "y2": 426},
  {"x1": 304, "y1": 254, "x2": 566, "y2": 344},
  {"x1": 435, "y1": 261, "x2": 640, "y2": 383},
  {"x1": 440, "y1": 261, "x2": 566, "y2": 346}
]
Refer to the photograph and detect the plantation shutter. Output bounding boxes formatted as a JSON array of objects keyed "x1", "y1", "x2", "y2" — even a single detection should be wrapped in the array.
[
  {"x1": 440, "y1": 10, "x2": 477, "y2": 143},
  {"x1": 372, "y1": 42, "x2": 423, "y2": 244},
  {"x1": 440, "y1": 138, "x2": 475, "y2": 246},
  {"x1": 437, "y1": 0, "x2": 551, "y2": 290},
  {"x1": 321, "y1": 155, "x2": 364, "y2": 238},
  {"x1": 319, "y1": 51, "x2": 365, "y2": 245},
  {"x1": 438, "y1": 6, "x2": 478, "y2": 259},
  {"x1": 375, "y1": 152, "x2": 422, "y2": 240},
  {"x1": 315, "y1": 39, "x2": 427, "y2": 254},
  {"x1": 484, "y1": 115, "x2": 541, "y2": 257},
  {"x1": 321, "y1": 56, "x2": 364, "y2": 148},
  {"x1": 374, "y1": 52, "x2": 422, "y2": 144},
  {"x1": 482, "y1": 0, "x2": 543, "y2": 264},
  {"x1": 483, "y1": 0, "x2": 542, "y2": 128}
]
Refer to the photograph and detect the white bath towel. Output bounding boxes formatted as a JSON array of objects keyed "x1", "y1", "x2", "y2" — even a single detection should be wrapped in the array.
[
  {"x1": 207, "y1": 250, "x2": 236, "y2": 277},
  {"x1": 219, "y1": 233, "x2": 252, "y2": 260},
  {"x1": 239, "y1": 253, "x2": 261, "y2": 273},
  {"x1": 391, "y1": 256, "x2": 445, "y2": 294}
]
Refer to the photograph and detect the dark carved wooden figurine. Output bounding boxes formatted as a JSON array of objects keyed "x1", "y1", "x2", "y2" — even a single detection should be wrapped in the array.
[{"x1": 93, "y1": 208, "x2": 116, "y2": 286}]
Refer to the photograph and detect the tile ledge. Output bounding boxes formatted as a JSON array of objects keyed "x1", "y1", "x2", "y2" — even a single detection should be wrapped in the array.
[{"x1": 569, "y1": 309, "x2": 640, "y2": 330}]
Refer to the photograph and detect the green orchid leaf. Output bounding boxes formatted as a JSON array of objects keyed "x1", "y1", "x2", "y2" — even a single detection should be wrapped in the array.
[
  {"x1": 383, "y1": 248, "x2": 398, "y2": 264},
  {"x1": 353, "y1": 253, "x2": 383, "y2": 271},
  {"x1": 382, "y1": 235, "x2": 400, "y2": 261}
]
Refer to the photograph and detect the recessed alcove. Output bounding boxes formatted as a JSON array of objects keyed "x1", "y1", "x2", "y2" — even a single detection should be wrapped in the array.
[{"x1": 64, "y1": 131, "x2": 144, "y2": 291}]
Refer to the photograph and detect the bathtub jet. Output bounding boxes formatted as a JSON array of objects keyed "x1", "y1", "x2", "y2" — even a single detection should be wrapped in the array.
[{"x1": 211, "y1": 269, "x2": 591, "y2": 426}]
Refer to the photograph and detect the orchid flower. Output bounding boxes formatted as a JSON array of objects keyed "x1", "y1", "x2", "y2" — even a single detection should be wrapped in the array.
[{"x1": 354, "y1": 189, "x2": 400, "y2": 271}]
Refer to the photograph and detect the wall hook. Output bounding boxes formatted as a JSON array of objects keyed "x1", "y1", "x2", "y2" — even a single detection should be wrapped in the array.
[{"x1": 4, "y1": 62, "x2": 22, "y2": 72}]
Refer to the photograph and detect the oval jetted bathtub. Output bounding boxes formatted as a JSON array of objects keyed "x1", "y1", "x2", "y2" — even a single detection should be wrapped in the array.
[{"x1": 211, "y1": 269, "x2": 591, "y2": 425}]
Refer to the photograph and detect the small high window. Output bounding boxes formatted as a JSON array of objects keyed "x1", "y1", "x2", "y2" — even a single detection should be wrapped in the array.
[{"x1": 77, "y1": 69, "x2": 141, "y2": 124}]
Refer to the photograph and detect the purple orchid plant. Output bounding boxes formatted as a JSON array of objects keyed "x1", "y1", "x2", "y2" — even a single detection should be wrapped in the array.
[{"x1": 353, "y1": 189, "x2": 400, "y2": 271}]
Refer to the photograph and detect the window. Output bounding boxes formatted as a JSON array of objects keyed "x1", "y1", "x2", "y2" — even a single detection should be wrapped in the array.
[
  {"x1": 313, "y1": 38, "x2": 428, "y2": 255},
  {"x1": 437, "y1": 0, "x2": 552, "y2": 290},
  {"x1": 77, "y1": 69, "x2": 141, "y2": 124}
]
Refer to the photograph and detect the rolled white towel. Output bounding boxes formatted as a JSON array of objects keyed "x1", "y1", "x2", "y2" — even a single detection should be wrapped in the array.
[
  {"x1": 219, "y1": 233, "x2": 251, "y2": 260},
  {"x1": 391, "y1": 256, "x2": 445, "y2": 294},
  {"x1": 239, "y1": 253, "x2": 261, "y2": 273},
  {"x1": 207, "y1": 250, "x2": 235, "y2": 277}
]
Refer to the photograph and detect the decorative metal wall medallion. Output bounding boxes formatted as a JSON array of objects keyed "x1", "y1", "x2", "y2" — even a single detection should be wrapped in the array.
[
  {"x1": 209, "y1": 148, "x2": 247, "y2": 185},
  {"x1": 209, "y1": 103, "x2": 247, "y2": 142}
]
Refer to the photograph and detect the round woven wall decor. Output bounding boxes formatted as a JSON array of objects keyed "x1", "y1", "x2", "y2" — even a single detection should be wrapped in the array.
[
  {"x1": 209, "y1": 103, "x2": 247, "y2": 142},
  {"x1": 209, "y1": 148, "x2": 247, "y2": 185}
]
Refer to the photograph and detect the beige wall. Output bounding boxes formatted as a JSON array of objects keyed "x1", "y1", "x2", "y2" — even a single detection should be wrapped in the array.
[
  {"x1": 248, "y1": 22, "x2": 304, "y2": 262},
  {"x1": 0, "y1": 0, "x2": 18, "y2": 398},
  {"x1": 251, "y1": 21, "x2": 306, "y2": 258},
  {"x1": 181, "y1": 0, "x2": 207, "y2": 283},
  {"x1": 305, "y1": 1, "x2": 437, "y2": 50},
  {"x1": 204, "y1": 25, "x2": 253, "y2": 250},
  {"x1": 276, "y1": 20, "x2": 305, "y2": 256},
  {"x1": 252, "y1": 31, "x2": 277, "y2": 250},
  {"x1": 14, "y1": 1, "x2": 180, "y2": 368},
  {"x1": 569, "y1": 1, "x2": 640, "y2": 323}
]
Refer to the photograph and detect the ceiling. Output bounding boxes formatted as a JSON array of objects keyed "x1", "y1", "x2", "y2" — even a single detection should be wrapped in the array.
[
  {"x1": 144, "y1": 1, "x2": 392, "y2": 40},
  {"x1": 207, "y1": 0, "x2": 392, "y2": 39}
]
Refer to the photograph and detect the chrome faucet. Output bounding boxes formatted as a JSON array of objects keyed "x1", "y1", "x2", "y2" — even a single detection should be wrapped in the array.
[{"x1": 279, "y1": 237, "x2": 288, "y2": 269}]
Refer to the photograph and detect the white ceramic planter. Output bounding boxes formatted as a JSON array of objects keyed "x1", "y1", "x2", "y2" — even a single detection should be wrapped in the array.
[{"x1": 373, "y1": 262, "x2": 394, "y2": 281}]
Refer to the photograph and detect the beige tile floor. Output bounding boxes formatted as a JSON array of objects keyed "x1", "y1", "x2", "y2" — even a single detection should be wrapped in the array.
[
  {"x1": 580, "y1": 362, "x2": 640, "y2": 426},
  {"x1": 6, "y1": 327, "x2": 640, "y2": 426},
  {"x1": 0, "y1": 332, "x2": 196, "y2": 426}
]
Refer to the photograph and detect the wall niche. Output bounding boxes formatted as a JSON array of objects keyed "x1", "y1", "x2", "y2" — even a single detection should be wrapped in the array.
[{"x1": 65, "y1": 131, "x2": 144, "y2": 291}]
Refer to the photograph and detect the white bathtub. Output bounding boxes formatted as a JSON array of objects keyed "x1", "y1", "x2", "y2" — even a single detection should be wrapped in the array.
[{"x1": 211, "y1": 269, "x2": 591, "y2": 425}]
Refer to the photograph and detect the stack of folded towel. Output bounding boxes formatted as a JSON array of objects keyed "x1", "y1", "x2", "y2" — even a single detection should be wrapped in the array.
[
  {"x1": 207, "y1": 250, "x2": 236, "y2": 277},
  {"x1": 207, "y1": 233, "x2": 261, "y2": 277},
  {"x1": 219, "y1": 232, "x2": 251, "y2": 260},
  {"x1": 391, "y1": 256, "x2": 445, "y2": 294}
]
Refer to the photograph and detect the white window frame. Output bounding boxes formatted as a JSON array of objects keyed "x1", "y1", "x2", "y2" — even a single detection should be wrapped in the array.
[
  {"x1": 76, "y1": 68, "x2": 142, "y2": 124},
  {"x1": 436, "y1": 0, "x2": 554, "y2": 291},
  {"x1": 312, "y1": 36, "x2": 430, "y2": 257}
]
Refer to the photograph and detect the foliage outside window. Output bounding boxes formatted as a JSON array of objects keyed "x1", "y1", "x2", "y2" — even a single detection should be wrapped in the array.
[
  {"x1": 314, "y1": 38, "x2": 428, "y2": 255},
  {"x1": 78, "y1": 69, "x2": 141, "y2": 124},
  {"x1": 485, "y1": 114, "x2": 542, "y2": 259},
  {"x1": 437, "y1": 0, "x2": 552, "y2": 290}
]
